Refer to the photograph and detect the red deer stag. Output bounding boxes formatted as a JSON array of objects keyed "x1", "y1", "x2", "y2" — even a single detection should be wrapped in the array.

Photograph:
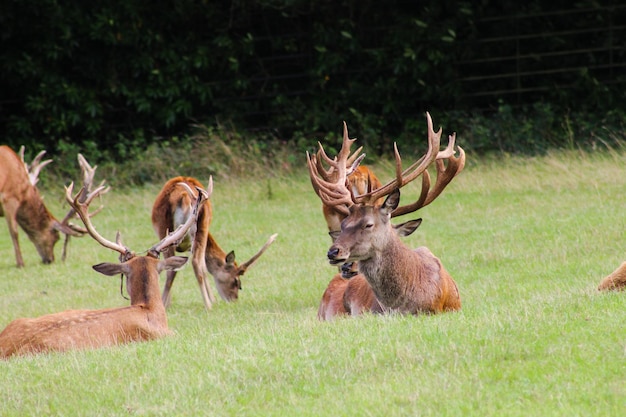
[
  {"x1": 307, "y1": 112, "x2": 465, "y2": 315},
  {"x1": 0, "y1": 179, "x2": 209, "y2": 359},
  {"x1": 0, "y1": 147, "x2": 102, "y2": 267},
  {"x1": 317, "y1": 219, "x2": 422, "y2": 320},
  {"x1": 598, "y1": 262, "x2": 626, "y2": 291},
  {"x1": 152, "y1": 176, "x2": 277, "y2": 310}
]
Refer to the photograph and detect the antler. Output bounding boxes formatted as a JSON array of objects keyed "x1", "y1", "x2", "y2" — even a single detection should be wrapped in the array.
[
  {"x1": 307, "y1": 112, "x2": 465, "y2": 217},
  {"x1": 66, "y1": 177, "x2": 211, "y2": 261},
  {"x1": 61, "y1": 154, "x2": 110, "y2": 260},
  {"x1": 390, "y1": 132, "x2": 466, "y2": 217},
  {"x1": 65, "y1": 181, "x2": 129, "y2": 258},
  {"x1": 307, "y1": 122, "x2": 366, "y2": 216},
  {"x1": 19, "y1": 146, "x2": 53, "y2": 186},
  {"x1": 238, "y1": 233, "x2": 279, "y2": 273}
]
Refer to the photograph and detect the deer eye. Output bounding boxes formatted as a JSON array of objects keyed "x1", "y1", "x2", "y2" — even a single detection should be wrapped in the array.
[{"x1": 364, "y1": 223, "x2": 374, "y2": 230}]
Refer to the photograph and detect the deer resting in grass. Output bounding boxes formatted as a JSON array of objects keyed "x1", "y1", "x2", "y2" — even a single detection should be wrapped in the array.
[
  {"x1": 152, "y1": 176, "x2": 277, "y2": 310},
  {"x1": 307, "y1": 112, "x2": 465, "y2": 315},
  {"x1": 317, "y1": 218, "x2": 423, "y2": 320},
  {"x1": 598, "y1": 262, "x2": 626, "y2": 291},
  {"x1": 0, "y1": 146, "x2": 104, "y2": 267},
  {"x1": 0, "y1": 178, "x2": 209, "y2": 359}
]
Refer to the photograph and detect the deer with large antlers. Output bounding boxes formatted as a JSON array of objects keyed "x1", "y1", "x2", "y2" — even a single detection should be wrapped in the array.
[
  {"x1": 308, "y1": 112, "x2": 465, "y2": 315},
  {"x1": 0, "y1": 179, "x2": 209, "y2": 359},
  {"x1": 152, "y1": 176, "x2": 277, "y2": 310},
  {"x1": 0, "y1": 146, "x2": 103, "y2": 267}
]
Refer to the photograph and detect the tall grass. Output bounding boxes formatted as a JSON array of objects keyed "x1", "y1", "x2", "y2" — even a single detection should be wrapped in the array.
[{"x1": 1, "y1": 148, "x2": 625, "y2": 416}]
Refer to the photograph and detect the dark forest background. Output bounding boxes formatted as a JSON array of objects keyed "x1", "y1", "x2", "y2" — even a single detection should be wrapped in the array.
[{"x1": 1, "y1": 0, "x2": 625, "y2": 172}]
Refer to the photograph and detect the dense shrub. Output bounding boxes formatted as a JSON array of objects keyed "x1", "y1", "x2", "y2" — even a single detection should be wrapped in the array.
[{"x1": 1, "y1": 0, "x2": 624, "y2": 166}]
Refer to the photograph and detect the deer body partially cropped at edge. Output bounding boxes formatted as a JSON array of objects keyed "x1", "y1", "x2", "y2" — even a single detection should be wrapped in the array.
[
  {"x1": 0, "y1": 256, "x2": 174, "y2": 358},
  {"x1": 0, "y1": 178, "x2": 208, "y2": 359},
  {"x1": 0, "y1": 147, "x2": 104, "y2": 266}
]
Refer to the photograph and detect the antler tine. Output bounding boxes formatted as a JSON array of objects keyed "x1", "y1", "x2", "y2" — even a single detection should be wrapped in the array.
[
  {"x1": 60, "y1": 154, "x2": 110, "y2": 227},
  {"x1": 307, "y1": 152, "x2": 353, "y2": 216},
  {"x1": 151, "y1": 177, "x2": 212, "y2": 255},
  {"x1": 238, "y1": 233, "x2": 279, "y2": 271},
  {"x1": 20, "y1": 148, "x2": 53, "y2": 186},
  {"x1": 354, "y1": 112, "x2": 441, "y2": 205},
  {"x1": 391, "y1": 137, "x2": 466, "y2": 218},
  {"x1": 307, "y1": 121, "x2": 368, "y2": 215},
  {"x1": 64, "y1": 182, "x2": 129, "y2": 256}
]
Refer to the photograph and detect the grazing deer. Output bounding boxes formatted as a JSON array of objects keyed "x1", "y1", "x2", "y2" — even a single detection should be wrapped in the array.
[
  {"x1": 152, "y1": 176, "x2": 277, "y2": 310},
  {"x1": 0, "y1": 147, "x2": 103, "y2": 267},
  {"x1": 0, "y1": 179, "x2": 209, "y2": 359},
  {"x1": 307, "y1": 112, "x2": 465, "y2": 315},
  {"x1": 598, "y1": 262, "x2": 626, "y2": 291}
]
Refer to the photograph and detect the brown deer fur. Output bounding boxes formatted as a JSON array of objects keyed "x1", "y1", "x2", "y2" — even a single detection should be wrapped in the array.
[
  {"x1": 317, "y1": 274, "x2": 383, "y2": 320},
  {"x1": 598, "y1": 262, "x2": 626, "y2": 291},
  {"x1": 0, "y1": 180, "x2": 206, "y2": 359},
  {"x1": 0, "y1": 145, "x2": 77, "y2": 267},
  {"x1": 152, "y1": 176, "x2": 276, "y2": 310},
  {"x1": 328, "y1": 189, "x2": 461, "y2": 314},
  {"x1": 0, "y1": 256, "x2": 185, "y2": 359},
  {"x1": 318, "y1": 219, "x2": 422, "y2": 320}
]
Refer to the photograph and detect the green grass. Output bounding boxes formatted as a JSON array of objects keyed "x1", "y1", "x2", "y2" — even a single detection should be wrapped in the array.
[{"x1": 1, "y1": 149, "x2": 625, "y2": 416}]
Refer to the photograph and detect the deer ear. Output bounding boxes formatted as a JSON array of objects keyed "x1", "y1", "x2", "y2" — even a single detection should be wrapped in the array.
[
  {"x1": 92, "y1": 262, "x2": 125, "y2": 276},
  {"x1": 225, "y1": 251, "x2": 236, "y2": 265},
  {"x1": 159, "y1": 256, "x2": 188, "y2": 272},
  {"x1": 381, "y1": 188, "x2": 400, "y2": 216},
  {"x1": 394, "y1": 218, "x2": 422, "y2": 237}
]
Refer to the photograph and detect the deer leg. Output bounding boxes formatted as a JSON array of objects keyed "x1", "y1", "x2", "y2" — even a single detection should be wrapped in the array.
[
  {"x1": 192, "y1": 228, "x2": 215, "y2": 309},
  {"x1": 161, "y1": 246, "x2": 177, "y2": 308},
  {"x1": 3, "y1": 204, "x2": 24, "y2": 268},
  {"x1": 192, "y1": 257, "x2": 215, "y2": 310}
]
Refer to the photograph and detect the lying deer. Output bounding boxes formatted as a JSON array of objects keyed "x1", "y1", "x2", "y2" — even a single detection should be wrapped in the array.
[
  {"x1": 308, "y1": 112, "x2": 465, "y2": 315},
  {"x1": 598, "y1": 262, "x2": 626, "y2": 291},
  {"x1": 0, "y1": 147, "x2": 105, "y2": 267},
  {"x1": 317, "y1": 219, "x2": 422, "y2": 320},
  {"x1": 0, "y1": 179, "x2": 209, "y2": 359},
  {"x1": 152, "y1": 176, "x2": 277, "y2": 310}
]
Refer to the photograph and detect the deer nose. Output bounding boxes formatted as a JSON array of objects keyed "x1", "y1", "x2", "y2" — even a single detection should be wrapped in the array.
[{"x1": 327, "y1": 247, "x2": 340, "y2": 260}]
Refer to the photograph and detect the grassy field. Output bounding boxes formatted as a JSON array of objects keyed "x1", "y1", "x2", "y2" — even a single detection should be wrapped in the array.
[{"x1": 1, "y1": 148, "x2": 625, "y2": 416}]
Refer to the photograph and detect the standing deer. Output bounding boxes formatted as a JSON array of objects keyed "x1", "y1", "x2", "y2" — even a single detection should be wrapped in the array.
[
  {"x1": 0, "y1": 146, "x2": 102, "y2": 267},
  {"x1": 152, "y1": 176, "x2": 277, "y2": 310},
  {"x1": 308, "y1": 112, "x2": 465, "y2": 315},
  {"x1": 0, "y1": 179, "x2": 209, "y2": 359}
]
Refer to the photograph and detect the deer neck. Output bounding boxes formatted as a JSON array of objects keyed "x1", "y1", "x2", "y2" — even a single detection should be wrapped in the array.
[
  {"x1": 204, "y1": 232, "x2": 230, "y2": 275},
  {"x1": 357, "y1": 235, "x2": 417, "y2": 309},
  {"x1": 16, "y1": 188, "x2": 55, "y2": 236}
]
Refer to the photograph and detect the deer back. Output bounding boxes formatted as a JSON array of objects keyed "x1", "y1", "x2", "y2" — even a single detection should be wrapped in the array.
[{"x1": 152, "y1": 176, "x2": 213, "y2": 253}]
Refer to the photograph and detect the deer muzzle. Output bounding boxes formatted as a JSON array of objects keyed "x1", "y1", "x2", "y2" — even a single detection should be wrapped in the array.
[{"x1": 327, "y1": 246, "x2": 346, "y2": 266}]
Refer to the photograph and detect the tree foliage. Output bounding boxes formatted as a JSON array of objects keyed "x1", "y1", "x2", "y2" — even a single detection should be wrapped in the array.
[{"x1": 1, "y1": 0, "x2": 624, "y2": 160}]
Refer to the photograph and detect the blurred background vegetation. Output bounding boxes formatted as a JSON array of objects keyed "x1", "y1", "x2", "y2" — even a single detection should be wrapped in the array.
[{"x1": 1, "y1": 0, "x2": 624, "y2": 185}]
